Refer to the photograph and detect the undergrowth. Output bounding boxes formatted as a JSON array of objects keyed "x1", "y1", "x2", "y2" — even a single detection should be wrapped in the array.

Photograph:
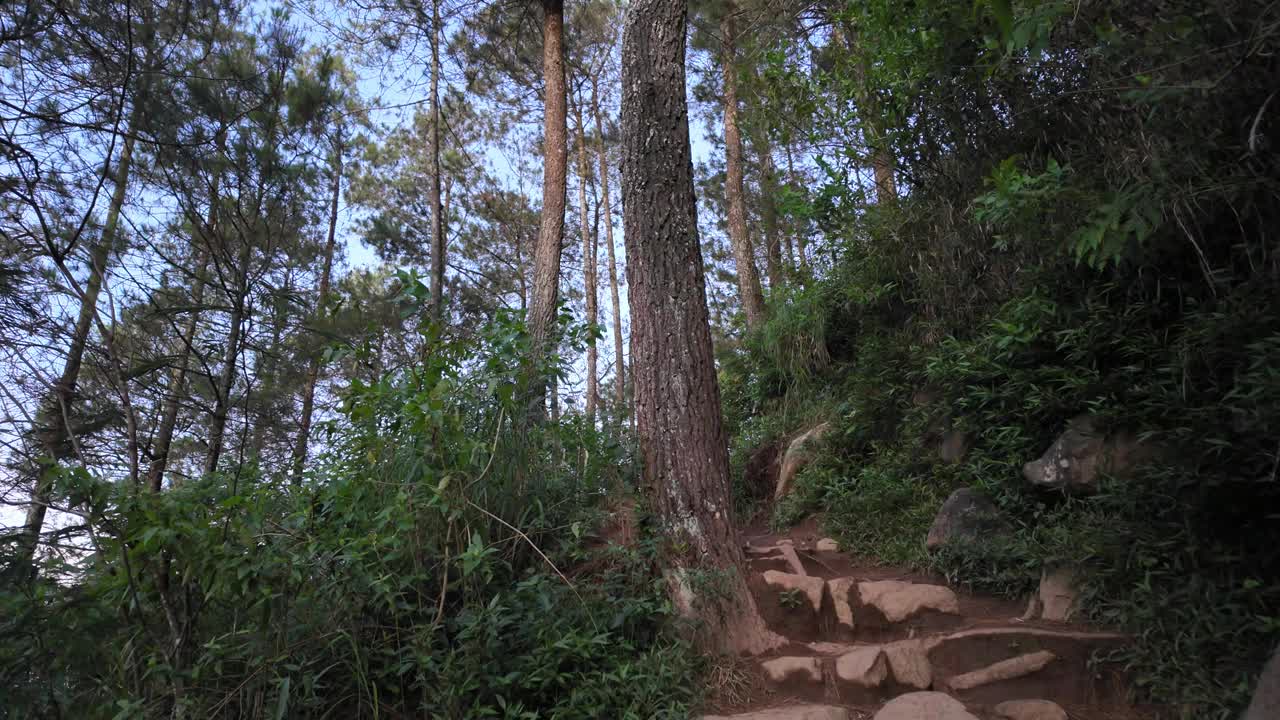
[
  {"x1": 0, "y1": 309, "x2": 699, "y2": 719},
  {"x1": 721, "y1": 0, "x2": 1280, "y2": 716}
]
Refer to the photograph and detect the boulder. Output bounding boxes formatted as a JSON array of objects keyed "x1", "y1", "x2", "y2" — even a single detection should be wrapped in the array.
[
  {"x1": 858, "y1": 580, "x2": 959, "y2": 623},
  {"x1": 993, "y1": 699, "x2": 1068, "y2": 720},
  {"x1": 926, "y1": 488, "x2": 1005, "y2": 551},
  {"x1": 702, "y1": 706, "x2": 851, "y2": 720},
  {"x1": 1244, "y1": 644, "x2": 1280, "y2": 720},
  {"x1": 1037, "y1": 567, "x2": 1079, "y2": 622},
  {"x1": 775, "y1": 423, "x2": 831, "y2": 499},
  {"x1": 1023, "y1": 415, "x2": 1147, "y2": 493},
  {"x1": 873, "y1": 692, "x2": 979, "y2": 720},
  {"x1": 815, "y1": 537, "x2": 840, "y2": 553}
]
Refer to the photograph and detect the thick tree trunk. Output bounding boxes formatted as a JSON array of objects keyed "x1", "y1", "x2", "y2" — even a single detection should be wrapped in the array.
[
  {"x1": 721, "y1": 2, "x2": 767, "y2": 329},
  {"x1": 429, "y1": 0, "x2": 446, "y2": 319},
  {"x1": 591, "y1": 78, "x2": 626, "y2": 425},
  {"x1": 291, "y1": 132, "x2": 342, "y2": 483},
  {"x1": 620, "y1": 0, "x2": 781, "y2": 656},
  {"x1": 525, "y1": 0, "x2": 569, "y2": 419},
  {"x1": 147, "y1": 250, "x2": 210, "y2": 492},
  {"x1": 203, "y1": 238, "x2": 251, "y2": 477},
  {"x1": 757, "y1": 136, "x2": 784, "y2": 289},
  {"x1": 575, "y1": 100, "x2": 599, "y2": 423},
  {"x1": 13, "y1": 117, "x2": 139, "y2": 575}
]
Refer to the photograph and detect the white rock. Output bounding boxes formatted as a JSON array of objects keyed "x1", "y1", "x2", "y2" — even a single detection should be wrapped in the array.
[
  {"x1": 834, "y1": 646, "x2": 889, "y2": 688},
  {"x1": 873, "y1": 692, "x2": 979, "y2": 720},
  {"x1": 858, "y1": 580, "x2": 960, "y2": 622},
  {"x1": 883, "y1": 639, "x2": 932, "y2": 689},
  {"x1": 828, "y1": 577, "x2": 857, "y2": 631},
  {"x1": 993, "y1": 699, "x2": 1069, "y2": 720},
  {"x1": 775, "y1": 423, "x2": 831, "y2": 499},
  {"x1": 816, "y1": 537, "x2": 840, "y2": 552},
  {"x1": 946, "y1": 650, "x2": 1057, "y2": 691},
  {"x1": 759, "y1": 656, "x2": 822, "y2": 685}
]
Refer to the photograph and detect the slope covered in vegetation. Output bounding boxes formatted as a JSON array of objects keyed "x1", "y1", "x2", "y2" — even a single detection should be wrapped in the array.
[{"x1": 720, "y1": 2, "x2": 1280, "y2": 717}]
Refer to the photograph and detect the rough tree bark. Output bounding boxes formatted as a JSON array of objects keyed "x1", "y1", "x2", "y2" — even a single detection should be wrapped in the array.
[
  {"x1": 574, "y1": 97, "x2": 599, "y2": 423},
  {"x1": 291, "y1": 127, "x2": 343, "y2": 483},
  {"x1": 591, "y1": 76, "x2": 626, "y2": 425},
  {"x1": 721, "y1": 1, "x2": 767, "y2": 329},
  {"x1": 429, "y1": 0, "x2": 446, "y2": 318},
  {"x1": 525, "y1": 0, "x2": 569, "y2": 419},
  {"x1": 620, "y1": 0, "x2": 781, "y2": 656}
]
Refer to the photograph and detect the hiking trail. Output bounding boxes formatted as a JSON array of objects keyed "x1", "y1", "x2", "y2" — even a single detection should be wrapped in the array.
[{"x1": 701, "y1": 518, "x2": 1156, "y2": 720}]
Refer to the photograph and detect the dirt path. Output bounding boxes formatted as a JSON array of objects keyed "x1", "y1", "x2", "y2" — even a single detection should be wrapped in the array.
[{"x1": 700, "y1": 518, "x2": 1159, "y2": 720}]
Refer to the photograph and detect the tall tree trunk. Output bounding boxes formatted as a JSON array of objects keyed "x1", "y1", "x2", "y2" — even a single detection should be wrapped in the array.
[
  {"x1": 249, "y1": 292, "x2": 286, "y2": 461},
  {"x1": 721, "y1": 2, "x2": 767, "y2": 330},
  {"x1": 291, "y1": 130, "x2": 343, "y2": 483},
  {"x1": 574, "y1": 99, "x2": 599, "y2": 424},
  {"x1": 620, "y1": 0, "x2": 781, "y2": 655},
  {"x1": 203, "y1": 238, "x2": 251, "y2": 477},
  {"x1": 757, "y1": 136, "x2": 784, "y2": 289},
  {"x1": 147, "y1": 250, "x2": 210, "y2": 492},
  {"x1": 429, "y1": 0, "x2": 447, "y2": 318},
  {"x1": 13, "y1": 113, "x2": 140, "y2": 576},
  {"x1": 784, "y1": 140, "x2": 810, "y2": 279},
  {"x1": 525, "y1": 0, "x2": 568, "y2": 419},
  {"x1": 590, "y1": 77, "x2": 626, "y2": 427},
  {"x1": 834, "y1": 19, "x2": 896, "y2": 204}
]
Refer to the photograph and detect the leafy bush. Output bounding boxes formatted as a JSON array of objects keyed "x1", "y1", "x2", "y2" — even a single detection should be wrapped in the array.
[
  {"x1": 725, "y1": 0, "x2": 1280, "y2": 715},
  {"x1": 0, "y1": 312, "x2": 697, "y2": 719}
]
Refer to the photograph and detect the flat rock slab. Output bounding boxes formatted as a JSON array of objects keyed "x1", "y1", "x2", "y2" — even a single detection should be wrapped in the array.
[
  {"x1": 873, "y1": 692, "x2": 980, "y2": 720},
  {"x1": 994, "y1": 699, "x2": 1069, "y2": 720},
  {"x1": 760, "y1": 656, "x2": 822, "y2": 685},
  {"x1": 703, "y1": 705, "x2": 851, "y2": 720},
  {"x1": 763, "y1": 570, "x2": 825, "y2": 612},
  {"x1": 947, "y1": 650, "x2": 1057, "y2": 691},
  {"x1": 834, "y1": 639, "x2": 932, "y2": 692},
  {"x1": 835, "y1": 646, "x2": 890, "y2": 688},
  {"x1": 858, "y1": 580, "x2": 960, "y2": 623}
]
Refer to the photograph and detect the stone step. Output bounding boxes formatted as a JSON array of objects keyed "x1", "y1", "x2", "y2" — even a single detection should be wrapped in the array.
[
  {"x1": 702, "y1": 705, "x2": 850, "y2": 720},
  {"x1": 873, "y1": 692, "x2": 979, "y2": 720},
  {"x1": 757, "y1": 625, "x2": 1124, "y2": 707},
  {"x1": 752, "y1": 571, "x2": 963, "y2": 643},
  {"x1": 927, "y1": 627, "x2": 1128, "y2": 706},
  {"x1": 758, "y1": 656, "x2": 825, "y2": 700}
]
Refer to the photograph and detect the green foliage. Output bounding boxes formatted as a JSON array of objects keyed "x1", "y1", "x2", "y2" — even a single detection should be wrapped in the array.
[
  {"x1": 776, "y1": 588, "x2": 805, "y2": 610},
  {"x1": 726, "y1": 0, "x2": 1280, "y2": 716},
  {"x1": 0, "y1": 313, "x2": 694, "y2": 719}
]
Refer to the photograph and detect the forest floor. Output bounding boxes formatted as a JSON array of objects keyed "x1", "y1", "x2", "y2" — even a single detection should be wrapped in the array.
[{"x1": 700, "y1": 516, "x2": 1164, "y2": 720}]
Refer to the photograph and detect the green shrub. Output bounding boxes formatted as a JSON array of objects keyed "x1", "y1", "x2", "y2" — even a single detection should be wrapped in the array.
[{"x1": 0, "y1": 312, "x2": 697, "y2": 719}]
